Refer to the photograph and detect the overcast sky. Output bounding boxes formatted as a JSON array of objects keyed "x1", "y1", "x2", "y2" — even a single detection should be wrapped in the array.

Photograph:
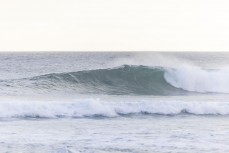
[{"x1": 0, "y1": 0, "x2": 229, "y2": 51}]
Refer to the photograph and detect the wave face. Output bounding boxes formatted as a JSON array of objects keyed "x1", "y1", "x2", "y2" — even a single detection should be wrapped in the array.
[
  {"x1": 1, "y1": 65, "x2": 229, "y2": 96},
  {"x1": 1, "y1": 65, "x2": 186, "y2": 96}
]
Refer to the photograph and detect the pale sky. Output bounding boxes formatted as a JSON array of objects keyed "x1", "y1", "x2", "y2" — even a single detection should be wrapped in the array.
[{"x1": 0, "y1": 0, "x2": 229, "y2": 51}]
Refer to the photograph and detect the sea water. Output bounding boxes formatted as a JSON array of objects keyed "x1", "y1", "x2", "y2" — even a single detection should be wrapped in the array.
[{"x1": 0, "y1": 52, "x2": 229, "y2": 152}]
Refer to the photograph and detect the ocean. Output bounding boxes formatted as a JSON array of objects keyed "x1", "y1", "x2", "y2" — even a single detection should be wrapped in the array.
[{"x1": 0, "y1": 52, "x2": 229, "y2": 153}]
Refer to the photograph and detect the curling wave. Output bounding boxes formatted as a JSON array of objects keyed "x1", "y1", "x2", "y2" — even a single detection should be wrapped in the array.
[{"x1": 1, "y1": 65, "x2": 229, "y2": 95}]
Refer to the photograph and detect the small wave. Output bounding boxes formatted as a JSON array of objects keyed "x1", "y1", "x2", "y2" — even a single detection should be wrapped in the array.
[{"x1": 0, "y1": 98, "x2": 228, "y2": 119}]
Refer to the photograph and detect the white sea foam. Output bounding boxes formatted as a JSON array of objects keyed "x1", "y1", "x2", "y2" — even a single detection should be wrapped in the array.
[
  {"x1": 164, "y1": 65, "x2": 229, "y2": 93},
  {"x1": 0, "y1": 97, "x2": 228, "y2": 118}
]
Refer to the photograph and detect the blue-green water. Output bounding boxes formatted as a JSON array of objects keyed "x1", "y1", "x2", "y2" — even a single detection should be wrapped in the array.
[{"x1": 0, "y1": 52, "x2": 229, "y2": 153}]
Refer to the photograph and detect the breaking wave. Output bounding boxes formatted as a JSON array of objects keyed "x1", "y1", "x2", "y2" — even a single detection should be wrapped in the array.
[
  {"x1": 0, "y1": 98, "x2": 229, "y2": 119},
  {"x1": 1, "y1": 65, "x2": 229, "y2": 96}
]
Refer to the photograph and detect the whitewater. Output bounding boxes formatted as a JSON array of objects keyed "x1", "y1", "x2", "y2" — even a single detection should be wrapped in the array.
[{"x1": 1, "y1": 52, "x2": 229, "y2": 153}]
